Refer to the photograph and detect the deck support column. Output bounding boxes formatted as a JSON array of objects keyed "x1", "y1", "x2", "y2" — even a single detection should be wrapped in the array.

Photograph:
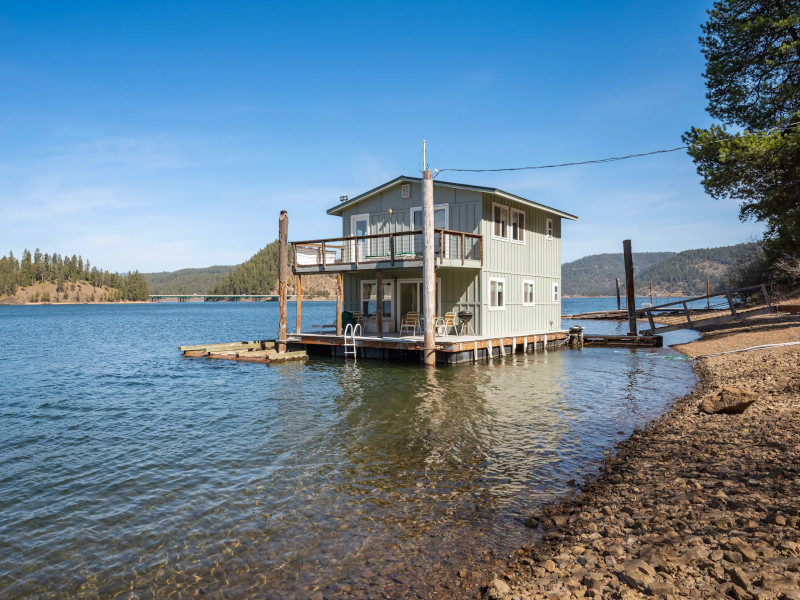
[
  {"x1": 336, "y1": 272, "x2": 343, "y2": 336},
  {"x1": 278, "y1": 210, "x2": 289, "y2": 353},
  {"x1": 376, "y1": 271, "x2": 384, "y2": 338},
  {"x1": 623, "y1": 239, "x2": 637, "y2": 335},
  {"x1": 296, "y1": 275, "x2": 302, "y2": 334},
  {"x1": 422, "y1": 167, "x2": 436, "y2": 366}
]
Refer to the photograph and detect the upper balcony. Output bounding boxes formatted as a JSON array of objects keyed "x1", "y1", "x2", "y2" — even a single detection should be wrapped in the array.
[{"x1": 292, "y1": 229, "x2": 483, "y2": 273}]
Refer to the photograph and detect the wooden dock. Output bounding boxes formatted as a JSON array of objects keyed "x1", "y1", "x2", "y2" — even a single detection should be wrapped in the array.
[
  {"x1": 582, "y1": 334, "x2": 663, "y2": 347},
  {"x1": 179, "y1": 340, "x2": 308, "y2": 364}
]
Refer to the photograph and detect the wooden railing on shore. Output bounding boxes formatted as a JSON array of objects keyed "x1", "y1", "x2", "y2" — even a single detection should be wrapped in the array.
[{"x1": 292, "y1": 229, "x2": 483, "y2": 270}]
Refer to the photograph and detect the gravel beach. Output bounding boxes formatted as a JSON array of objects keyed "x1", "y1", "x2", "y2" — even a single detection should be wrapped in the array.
[{"x1": 485, "y1": 306, "x2": 800, "y2": 600}]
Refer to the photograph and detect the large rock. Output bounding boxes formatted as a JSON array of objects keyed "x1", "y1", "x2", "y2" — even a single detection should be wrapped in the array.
[
  {"x1": 699, "y1": 387, "x2": 758, "y2": 414},
  {"x1": 484, "y1": 578, "x2": 511, "y2": 599}
]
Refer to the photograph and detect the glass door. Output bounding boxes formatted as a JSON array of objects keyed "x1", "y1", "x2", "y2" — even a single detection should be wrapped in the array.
[{"x1": 350, "y1": 214, "x2": 369, "y2": 261}]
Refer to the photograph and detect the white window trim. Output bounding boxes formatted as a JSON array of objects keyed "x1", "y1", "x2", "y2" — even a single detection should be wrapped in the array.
[
  {"x1": 488, "y1": 277, "x2": 505, "y2": 311},
  {"x1": 394, "y1": 278, "x2": 441, "y2": 330},
  {"x1": 546, "y1": 218, "x2": 554, "y2": 241},
  {"x1": 350, "y1": 213, "x2": 370, "y2": 259},
  {"x1": 492, "y1": 203, "x2": 509, "y2": 241},
  {"x1": 510, "y1": 208, "x2": 525, "y2": 244},
  {"x1": 361, "y1": 279, "x2": 394, "y2": 320},
  {"x1": 410, "y1": 203, "x2": 449, "y2": 256},
  {"x1": 552, "y1": 281, "x2": 559, "y2": 303},
  {"x1": 522, "y1": 280, "x2": 536, "y2": 306}
]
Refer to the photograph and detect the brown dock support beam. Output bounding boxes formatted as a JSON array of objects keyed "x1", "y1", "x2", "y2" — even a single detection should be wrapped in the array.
[
  {"x1": 278, "y1": 210, "x2": 289, "y2": 352},
  {"x1": 336, "y1": 272, "x2": 343, "y2": 336},
  {"x1": 422, "y1": 162, "x2": 436, "y2": 366},
  {"x1": 376, "y1": 271, "x2": 384, "y2": 338},
  {"x1": 616, "y1": 277, "x2": 621, "y2": 310},
  {"x1": 296, "y1": 275, "x2": 302, "y2": 334},
  {"x1": 623, "y1": 239, "x2": 637, "y2": 335}
]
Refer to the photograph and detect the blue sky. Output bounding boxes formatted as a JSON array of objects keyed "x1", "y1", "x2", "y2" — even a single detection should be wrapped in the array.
[{"x1": 0, "y1": 1, "x2": 763, "y2": 272}]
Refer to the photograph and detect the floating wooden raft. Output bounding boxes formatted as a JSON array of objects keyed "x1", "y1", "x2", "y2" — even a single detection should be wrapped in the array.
[
  {"x1": 178, "y1": 340, "x2": 307, "y2": 364},
  {"x1": 582, "y1": 334, "x2": 663, "y2": 347}
]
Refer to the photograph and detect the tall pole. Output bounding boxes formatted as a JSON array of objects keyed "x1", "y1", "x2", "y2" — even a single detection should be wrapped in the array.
[
  {"x1": 278, "y1": 210, "x2": 289, "y2": 352},
  {"x1": 650, "y1": 282, "x2": 653, "y2": 304},
  {"x1": 295, "y1": 274, "x2": 302, "y2": 333},
  {"x1": 422, "y1": 156, "x2": 436, "y2": 366},
  {"x1": 707, "y1": 280, "x2": 710, "y2": 308},
  {"x1": 376, "y1": 271, "x2": 384, "y2": 338},
  {"x1": 615, "y1": 277, "x2": 621, "y2": 310},
  {"x1": 623, "y1": 239, "x2": 637, "y2": 335}
]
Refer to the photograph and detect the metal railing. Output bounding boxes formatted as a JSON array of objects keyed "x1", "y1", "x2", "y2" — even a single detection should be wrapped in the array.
[{"x1": 292, "y1": 229, "x2": 483, "y2": 269}]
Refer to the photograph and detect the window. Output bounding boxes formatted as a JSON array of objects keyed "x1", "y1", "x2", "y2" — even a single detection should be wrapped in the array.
[
  {"x1": 552, "y1": 281, "x2": 559, "y2": 303},
  {"x1": 546, "y1": 218, "x2": 554, "y2": 240},
  {"x1": 489, "y1": 278, "x2": 505, "y2": 310},
  {"x1": 361, "y1": 281, "x2": 393, "y2": 317},
  {"x1": 510, "y1": 209, "x2": 525, "y2": 243},
  {"x1": 493, "y1": 204, "x2": 508, "y2": 240},
  {"x1": 411, "y1": 204, "x2": 449, "y2": 255},
  {"x1": 401, "y1": 183, "x2": 411, "y2": 199},
  {"x1": 522, "y1": 280, "x2": 535, "y2": 306}
]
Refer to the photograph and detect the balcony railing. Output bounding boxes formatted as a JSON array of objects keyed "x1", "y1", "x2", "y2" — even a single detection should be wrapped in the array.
[{"x1": 292, "y1": 229, "x2": 483, "y2": 271}]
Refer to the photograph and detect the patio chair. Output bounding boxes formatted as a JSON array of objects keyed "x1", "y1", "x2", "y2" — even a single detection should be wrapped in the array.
[
  {"x1": 399, "y1": 312, "x2": 422, "y2": 336},
  {"x1": 435, "y1": 312, "x2": 458, "y2": 336}
]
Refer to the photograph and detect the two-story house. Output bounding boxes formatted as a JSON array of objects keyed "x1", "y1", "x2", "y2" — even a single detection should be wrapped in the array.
[{"x1": 292, "y1": 176, "x2": 577, "y2": 340}]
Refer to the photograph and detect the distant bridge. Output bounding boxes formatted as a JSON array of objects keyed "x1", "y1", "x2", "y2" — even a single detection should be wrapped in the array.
[{"x1": 149, "y1": 294, "x2": 295, "y2": 302}]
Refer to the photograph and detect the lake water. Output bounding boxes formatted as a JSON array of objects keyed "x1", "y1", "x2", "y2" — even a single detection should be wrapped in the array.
[{"x1": 0, "y1": 300, "x2": 697, "y2": 599}]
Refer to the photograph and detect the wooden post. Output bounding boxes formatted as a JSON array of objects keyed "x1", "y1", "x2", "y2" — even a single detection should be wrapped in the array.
[
  {"x1": 707, "y1": 280, "x2": 710, "y2": 308},
  {"x1": 295, "y1": 275, "x2": 302, "y2": 333},
  {"x1": 376, "y1": 271, "x2": 384, "y2": 338},
  {"x1": 422, "y1": 167, "x2": 436, "y2": 365},
  {"x1": 336, "y1": 272, "x2": 343, "y2": 335},
  {"x1": 649, "y1": 282, "x2": 653, "y2": 304},
  {"x1": 623, "y1": 239, "x2": 637, "y2": 335},
  {"x1": 616, "y1": 277, "x2": 621, "y2": 310},
  {"x1": 278, "y1": 211, "x2": 289, "y2": 352}
]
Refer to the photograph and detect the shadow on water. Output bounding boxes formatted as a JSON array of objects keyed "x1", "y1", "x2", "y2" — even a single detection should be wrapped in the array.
[{"x1": 0, "y1": 303, "x2": 698, "y2": 599}]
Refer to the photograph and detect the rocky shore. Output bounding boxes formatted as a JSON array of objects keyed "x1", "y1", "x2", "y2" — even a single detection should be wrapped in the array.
[{"x1": 486, "y1": 309, "x2": 800, "y2": 599}]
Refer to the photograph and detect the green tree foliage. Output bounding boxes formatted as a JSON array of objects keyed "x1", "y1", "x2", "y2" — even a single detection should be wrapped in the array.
[
  {"x1": 212, "y1": 241, "x2": 286, "y2": 295},
  {"x1": 143, "y1": 265, "x2": 234, "y2": 295},
  {"x1": 684, "y1": 0, "x2": 800, "y2": 264},
  {"x1": 0, "y1": 250, "x2": 150, "y2": 301}
]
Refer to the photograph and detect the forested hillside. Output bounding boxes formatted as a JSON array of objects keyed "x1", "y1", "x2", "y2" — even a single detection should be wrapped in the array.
[
  {"x1": 144, "y1": 265, "x2": 234, "y2": 295},
  {"x1": 562, "y1": 252, "x2": 675, "y2": 296},
  {"x1": 212, "y1": 240, "x2": 336, "y2": 296},
  {"x1": 0, "y1": 249, "x2": 149, "y2": 302},
  {"x1": 563, "y1": 243, "x2": 753, "y2": 296}
]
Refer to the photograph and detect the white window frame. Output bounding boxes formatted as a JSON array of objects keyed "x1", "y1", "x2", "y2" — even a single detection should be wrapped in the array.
[
  {"x1": 401, "y1": 183, "x2": 411, "y2": 199},
  {"x1": 395, "y1": 278, "x2": 441, "y2": 330},
  {"x1": 510, "y1": 208, "x2": 525, "y2": 244},
  {"x1": 522, "y1": 280, "x2": 536, "y2": 306},
  {"x1": 489, "y1": 277, "x2": 505, "y2": 311},
  {"x1": 552, "y1": 281, "x2": 559, "y2": 303},
  {"x1": 361, "y1": 280, "x2": 394, "y2": 320},
  {"x1": 492, "y1": 203, "x2": 508, "y2": 241},
  {"x1": 350, "y1": 213, "x2": 370, "y2": 259},
  {"x1": 410, "y1": 203, "x2": 450, "y2": 256},
  {"x1": 546, "y1": 218, "x2": 554, "y2": 240}
]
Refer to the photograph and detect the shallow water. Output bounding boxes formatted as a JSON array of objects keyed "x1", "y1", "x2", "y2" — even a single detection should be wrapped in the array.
[{"x1": 0, "y1": 301, "x2": 697, "y2": 598}]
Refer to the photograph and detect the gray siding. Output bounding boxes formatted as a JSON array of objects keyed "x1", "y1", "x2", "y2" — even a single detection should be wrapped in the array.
[
  {"x1": 334, "y1": 182, "x2": 567, "y2": 337},
  {"x1": 479, "y1": 193, "x2": 562, "y2": 336}
]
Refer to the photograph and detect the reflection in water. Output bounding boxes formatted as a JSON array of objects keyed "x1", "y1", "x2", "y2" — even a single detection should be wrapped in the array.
[{"x1": 0, "y1": 304, "x2": 699, "y2": 599}]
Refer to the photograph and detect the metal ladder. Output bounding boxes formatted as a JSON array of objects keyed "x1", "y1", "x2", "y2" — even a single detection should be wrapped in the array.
[{"x1": 344, "y1": 323, "x2": 361, "y2": 359}]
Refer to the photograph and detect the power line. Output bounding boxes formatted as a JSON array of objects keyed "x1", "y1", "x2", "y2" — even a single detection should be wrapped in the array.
[{"x1": 435, "y1": 120, "x2": 800, "y2": 175}]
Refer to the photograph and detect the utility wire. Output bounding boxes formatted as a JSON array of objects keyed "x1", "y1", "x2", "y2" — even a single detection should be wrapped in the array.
[{"x1": 435, "y1": 120, "x2": 800, "y2": 175}]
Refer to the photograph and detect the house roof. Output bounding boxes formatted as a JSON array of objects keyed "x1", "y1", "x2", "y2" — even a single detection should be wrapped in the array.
[{"x1": 326, "y1": 175, "x2": 579, "y2": 220}]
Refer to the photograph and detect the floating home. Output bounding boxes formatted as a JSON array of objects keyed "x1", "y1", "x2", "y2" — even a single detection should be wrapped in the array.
[{"x1": 286, "y1": 176, "x2": 579, "y2": 364}]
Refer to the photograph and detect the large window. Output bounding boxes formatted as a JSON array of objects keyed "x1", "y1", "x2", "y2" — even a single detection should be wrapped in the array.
[
  {"x1": 552, "y1": 281, "x2": 559, "y2": 303},
  {"x1": 523, "y1": 280, "x2": 535, "y2": 306},
  {"x1": 489, "y1": 278, "x2": 505, "y2": 310},
  {"x1": 411, "y1": 204, "x2": 449, "y2": 255},
  {"x1": 493, "y1": 204, "x2": 508, "y2": 240},
  {"x1": 361, "y1": 281, "x2": 393, "y2": 317},
  {"x1": 511, "y1": 208, "x2": 525, "y2": 243}
]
